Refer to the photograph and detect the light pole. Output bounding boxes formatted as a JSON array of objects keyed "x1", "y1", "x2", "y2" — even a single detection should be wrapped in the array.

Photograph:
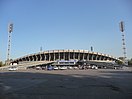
[
  {"x1": 119, "y1": 21, "x2": 127, "y2": 65},
  {"x1": 91, "y1": 46, "x2": 93, "y2": 52},
  {"x1": 40, "y1": 46, "x2": 42, "y2": 52},
  {"x1": 6, "y1": 23, "x2": 13, "y2": 65}
]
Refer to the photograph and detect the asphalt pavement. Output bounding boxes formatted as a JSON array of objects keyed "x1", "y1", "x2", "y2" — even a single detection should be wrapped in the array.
[{"x1": 0, "y1": 69, "x2": 132, "y2": 99}]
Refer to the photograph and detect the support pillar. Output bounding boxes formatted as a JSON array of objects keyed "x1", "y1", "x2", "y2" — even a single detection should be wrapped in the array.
[
  {"x1": 83, "y1": 50, "x2": 85, "y2": 60},
  {"x1": 73, "y1": 50, "x2": 75, "y2": 60},
  {"x1": 68, "y1": 50, "x2": 70, "y2": 60},
  {"x1": 49, "y1": 51, "x2": 51, "y2": 61},
  {"x1": 87, "y1": 53, "x2": 89, "y2": 61},
  {"x1": 63, "y1": 50, "x2": 65, "y2": 60},
  {"x1": 53, "y1": 50, "x2": 55, "y2": 61},
  {"x1": 78, "y1": 50, "x2": 80, "y2": 60}
]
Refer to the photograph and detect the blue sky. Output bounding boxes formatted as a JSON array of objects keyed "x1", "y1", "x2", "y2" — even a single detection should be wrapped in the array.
[{"x1": 0, "y1": 0, "x2": 132, "y2": 61}]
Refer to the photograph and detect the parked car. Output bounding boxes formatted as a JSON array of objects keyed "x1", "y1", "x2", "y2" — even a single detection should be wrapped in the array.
[
  {"x1": 8, "y1": 66, "x2": 18, "y2": 71},
  {"x1": 73, "y1": 66, "x2": 78, "y2": 69},
  {"x1": 92, "y1": 65, "x2": 98, "y2": 69},
  {"x1": 36, "y1": 66, "x2": 41, "y2": 70},
  {"x1": 47, "y1": 65, "x2": 53, "y2": 70},
  {"x1": 53, "y1": 66, "x2": 59, "y2": 70},
  {"x1": 67, "y1": 66, "x2": 73, "y2": 70},
  {"x1": 59, "y1": 66, "x2": 67, "y2": 70},
  {"x1": 41, "y1": 67, "x2": 46, "y2": 70}
]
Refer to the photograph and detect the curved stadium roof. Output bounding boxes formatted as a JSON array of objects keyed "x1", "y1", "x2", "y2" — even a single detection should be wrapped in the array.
[{"x1": 12, "y1": 49, "x2": 122, "y2": 63}]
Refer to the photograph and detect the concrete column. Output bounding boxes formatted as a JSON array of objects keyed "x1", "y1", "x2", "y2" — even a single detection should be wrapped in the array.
[
  {"x1": 44, "y1": 53, "x2": 46, "y2": 61},
  {"x1": 96, "y1": 54, "x2": 98, "y2": 60},
  {"x1": 32, "y1": 56, "x2": 34, "y2": 61},
  {"x1": 107, "y1": 57, "x2": 110, "y2": 61},
  {"x1": 53, "y1": 50, "x2": 55, "y2": 61},
  {"x1": 87, "y1": 53, "x2": 89, "y2": 61},
  {"x1": 83, "y1": 50, "x2": 85, "y2": 60},
  {"x1": 63, "y1": 50, "x2": 65, "y2": 60},
  {"x1": 58, "y1": 50, "x2": 60, "y2": 60},
  {"x1": 68, "y1": 50, "x2": 70, "y2": 60},
  {"x1": 28, "y1": 56, "x2": 31, "y2": 61},
  {"x1": 103, "y1": 56, "x2": 106, "y2": 60},
  {"x1": 78, "y1": 50, "x2": 80, "y2": 60},
  {"x1": 91, "y1": 54, "x2": 93, "y2": 60},
  {"x1": 111, "y1": 58, "x2": 113, "y2": 61},
  {"x1": 102, "y1": 56, "x2": 105, "y2": 60},
  {"x1": 49, "y1": 51, "x2": 50, "y2": 61},
  {"x1": 73, "y1": 50, "x2": 75, "y2": 60},
  {"x1": 28, "y1": 56, "x2": 30, "y2": 61},
  {"x1": 24, "y1": 57, "x2": 26, "y2": 61},
  {"x1": 34, "y1": 55, "x2": 36, "y2": 61},
  {"x1": 40, "y1": 54, "x2": 42, "y2": 61},
  {"x1": 35, "y1": 55, "x2": 38, "y2": 61},
  {"x1": 99, "y1": 55, "x2": 102, "y2": 60}
]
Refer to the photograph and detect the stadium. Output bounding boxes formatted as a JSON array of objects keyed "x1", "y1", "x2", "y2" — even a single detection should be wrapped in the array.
[{"x1": 9, "y1": 49, "x2": 122, "y2": 69}]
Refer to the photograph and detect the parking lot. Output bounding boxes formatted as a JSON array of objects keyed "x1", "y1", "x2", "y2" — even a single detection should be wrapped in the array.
[
  {"x1": 27, "y1": 64, "x2": 113, "y2": 71},
  {"x1": 0, "y1": 68, "x2": 132, "y2": 99}
]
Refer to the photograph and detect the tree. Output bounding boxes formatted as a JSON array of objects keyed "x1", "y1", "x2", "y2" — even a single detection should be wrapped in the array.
[
  {"x1": 0, "y1": 61, "x2": 5, "y2": 67},
  {"x1": 0, "y1": 61, "x2": 3, "y2": 67},
  {"x1": 128, "y1": 58, "x2": 132, "y2": 65},
  {"x1": 117, "y1": 60, "x2": 123, "y2": 65}
]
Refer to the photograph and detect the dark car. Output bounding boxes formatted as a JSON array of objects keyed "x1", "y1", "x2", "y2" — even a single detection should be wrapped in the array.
[{"x1": 47, "y1": 65, "x2": 53, "y2": 70}]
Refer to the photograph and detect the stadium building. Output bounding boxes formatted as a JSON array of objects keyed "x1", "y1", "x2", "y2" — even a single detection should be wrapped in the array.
[{"x1": 10, "y1": 49, "x2": 122, "y2": 69}]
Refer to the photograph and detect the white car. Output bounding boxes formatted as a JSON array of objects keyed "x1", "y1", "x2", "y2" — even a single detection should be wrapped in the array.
[
  {"x1": 53, "y1": 66, "x2": 59, "y2": 70},
  {"x1": 60, "y1": 66, "x2": 67, "y2": 70},
  {"x1": 92, "y1": 65, "x2": 98, "y2": 69},
  {"x1": 67, "y1": 66, "x2": 73, "y2": 70},
  {"x1": 8, "y1": 67, "x2": 18, "y2": 71},
  {"x1": 36, "y1": 66, "x2": 41, "y2": 70},
  {"x1": 73, "y1": 66, "x2": 78, "y2": 69}
]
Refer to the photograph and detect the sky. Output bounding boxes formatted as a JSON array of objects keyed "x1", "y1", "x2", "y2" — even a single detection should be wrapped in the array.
[{"x1": 0, "y1": 0, "x2": 132, "y2": 62}]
